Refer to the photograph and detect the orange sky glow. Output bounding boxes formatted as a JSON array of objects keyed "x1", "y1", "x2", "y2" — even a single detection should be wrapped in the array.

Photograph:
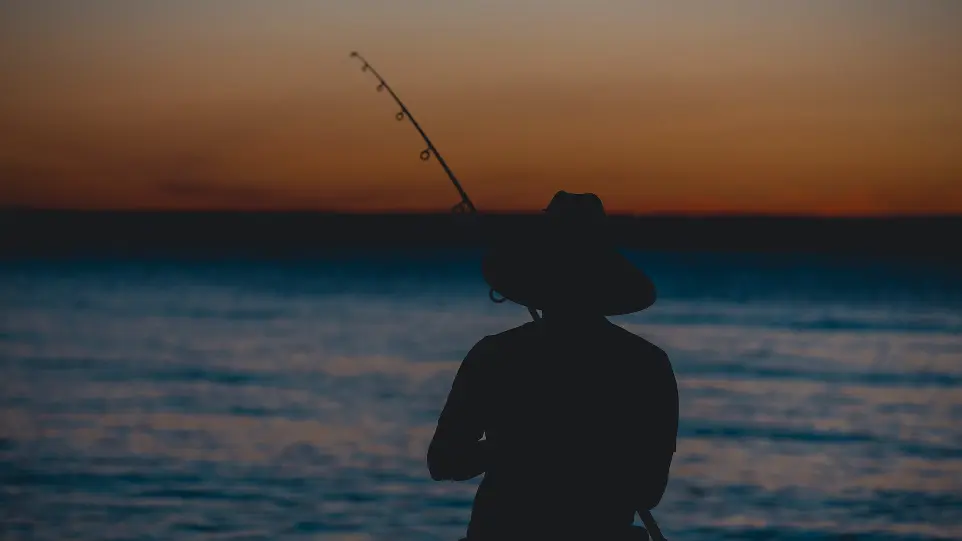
[{"x1": 2, "y1": 1, "x2": 961, "y2": 215}]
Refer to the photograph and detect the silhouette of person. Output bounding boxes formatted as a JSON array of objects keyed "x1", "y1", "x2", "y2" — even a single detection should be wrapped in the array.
[{"x1": 427, "y1": 191, "x2": 678, "y2": 541}]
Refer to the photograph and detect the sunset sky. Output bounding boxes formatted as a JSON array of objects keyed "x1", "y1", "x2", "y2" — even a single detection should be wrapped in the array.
[{"x1": 2, "y1": 1, "x2": 961, "y2": 214}]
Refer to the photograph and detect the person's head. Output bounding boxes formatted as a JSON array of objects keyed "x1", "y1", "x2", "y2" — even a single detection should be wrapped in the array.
[{"x1": 482, "y1": 191, "x2": 656, "y2": 317}]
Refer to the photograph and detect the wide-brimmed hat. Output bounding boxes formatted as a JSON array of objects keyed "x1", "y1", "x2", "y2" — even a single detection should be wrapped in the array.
[{"x1": 481, "y1": 191, "x2": 656, "y2": 316}]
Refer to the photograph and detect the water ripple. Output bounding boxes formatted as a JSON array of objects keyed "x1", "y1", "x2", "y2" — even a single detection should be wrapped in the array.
[{"x1": 1, "y1": 257, "x2": 960, "y2": 540}]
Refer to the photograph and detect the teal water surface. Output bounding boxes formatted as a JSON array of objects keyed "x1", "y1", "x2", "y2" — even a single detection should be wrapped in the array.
[{"x1": 1, "y1": 252, "x2": 961, "y2": 540}]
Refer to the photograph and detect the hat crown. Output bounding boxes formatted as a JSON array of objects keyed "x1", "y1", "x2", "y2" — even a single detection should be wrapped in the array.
[
  {"x1": 543, "y1": 191, "x2": 608, "y2": 239},
  {"x1": 545, "y1": 191, "x2": 606, "y2": 219}
]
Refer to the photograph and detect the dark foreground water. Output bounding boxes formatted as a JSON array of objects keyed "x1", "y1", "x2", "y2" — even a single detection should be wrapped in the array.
[{"x1": 2, "y1": 251, "x2": 961, "y2": 540}]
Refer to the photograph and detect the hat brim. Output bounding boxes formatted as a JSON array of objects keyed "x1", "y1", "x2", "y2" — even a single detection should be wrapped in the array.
[{"x1": 481, "y1": 241, "x2": 656, "y2": 316}]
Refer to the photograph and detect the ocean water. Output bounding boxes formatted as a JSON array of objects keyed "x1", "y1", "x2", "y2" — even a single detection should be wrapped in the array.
[{"x1": 1, "y1": 250, "x2": 961, "y2": 541}]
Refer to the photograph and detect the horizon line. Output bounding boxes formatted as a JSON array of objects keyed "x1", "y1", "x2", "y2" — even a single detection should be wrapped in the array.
[{"x1": 2, "y1": 206, "x2": 961, "y2": 220}]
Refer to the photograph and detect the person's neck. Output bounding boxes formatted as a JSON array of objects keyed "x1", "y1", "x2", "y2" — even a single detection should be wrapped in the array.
[{"x1": 541, "y1": 311, "x2": 607, "y2": 325}]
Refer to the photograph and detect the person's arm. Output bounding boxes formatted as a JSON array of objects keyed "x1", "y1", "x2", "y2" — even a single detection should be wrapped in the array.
[
  {"x1": 427, "y1": 337, "x2": 492, "y2": 481},
  {"x1": 637, "y1": 349, "x2": 679, "y2": 511},
  {"x1": 637, "y1": 450, "x2": 673, "y2": 511}
]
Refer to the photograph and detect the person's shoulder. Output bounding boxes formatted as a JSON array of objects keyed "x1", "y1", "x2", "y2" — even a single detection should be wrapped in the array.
[
  {"x1": 606, "y1": 322, "x2": 671, "y2": 365},
  {"x1": 463, "y1": 322, "x2": 540, "y2": 357},
  {"x1": 607, "y1": 324, "x2": 677, "y2": 397},
  {"x1": 479, "y1": 321, "x2": 541, "y2": 347}
]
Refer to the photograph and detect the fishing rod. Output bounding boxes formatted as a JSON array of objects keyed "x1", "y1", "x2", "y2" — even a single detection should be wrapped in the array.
[
  {"x1": 348, "y1": 51, "x2": 476, "y2": 215},
  {"x1": 348, "y1": 51, "x2": 668, "y2": 541},
  {"x1": 348, "y1": 51, "x2": 538, "y2": 321}
]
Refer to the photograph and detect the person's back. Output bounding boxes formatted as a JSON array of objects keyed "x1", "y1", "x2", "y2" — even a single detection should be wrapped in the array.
[{"x1": 427, "y1": 191, "x2": 678, "y2": 540}]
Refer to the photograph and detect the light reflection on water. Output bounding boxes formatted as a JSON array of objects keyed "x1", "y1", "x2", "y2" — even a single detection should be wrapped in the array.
[{"x1": 1, "y1": 254, "x2": 961, "y2": 540}]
